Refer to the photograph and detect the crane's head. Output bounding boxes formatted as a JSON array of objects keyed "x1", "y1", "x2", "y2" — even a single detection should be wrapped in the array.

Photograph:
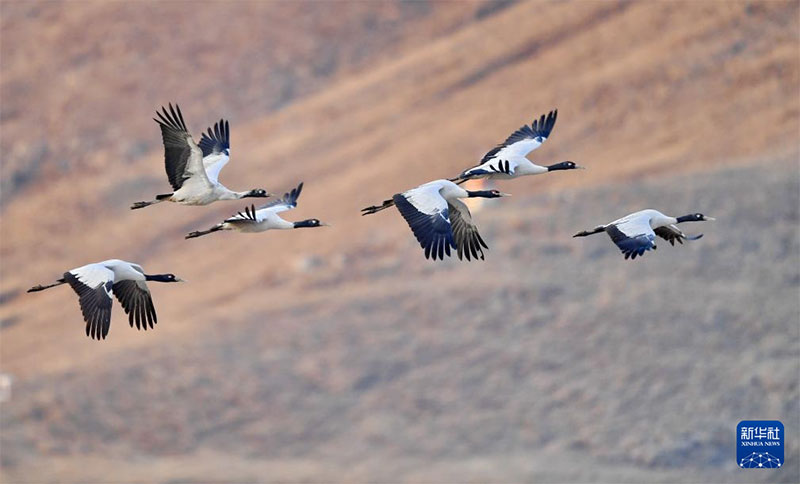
[
  {"x1": 677, "y1": 213, "x2": 715, "y2": 223},
  {"x1": 146, "y1": 273, "x2": 185, "y2": 283},
  {"x1": 293, "y1": 219, "x2": 331, "y2": 228},
  {"x1": 547, "y1": 161, "x2": 585, "y2": 171},
  {"x1": 245, "y1": 189, "x2": 271, "y2": 198},
  {"x1": 467, "y1": 189, "x2": 511, "y2": 199}
]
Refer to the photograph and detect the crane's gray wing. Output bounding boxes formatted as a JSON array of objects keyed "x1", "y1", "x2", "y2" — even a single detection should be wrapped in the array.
[
  {"x1": 654, "y1": 224, "x2": 703, "y2": 246},
  {"x1": 154, "y1": 103, "x2": 209, "y2": 191},
  {"x1": 447, "y1": 199, "x2": 488, "y2": 261},
  {"x1": 113, "y1": 280, "x2": 157, "y2": 330}
]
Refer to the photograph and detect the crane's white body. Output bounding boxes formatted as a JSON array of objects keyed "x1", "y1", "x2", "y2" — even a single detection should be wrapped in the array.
[
  {"x1": 608, "y1": 209, "x2": 678, "y2": 236},
  {"x1": 402, "y1": 179, "x2": 470, "y2": 215},
  {"x1": 186, "y1": 183, "x2": 312, "y2": 239},
  {"x1": 171, "y1": 182, "x2": 246, "y2": 205},
  {"x1": 222, "y1": 204, "x2": 296, "y2": 232},
  {"x1": 71, "y1": 259, "x2": 146, "y2": 291},
  {"x1": 168, "y1": 150, "x2": 252, "y2": 205},
  {"x1": 463, "y1": 145, "x2": 549, "y2": 180}
]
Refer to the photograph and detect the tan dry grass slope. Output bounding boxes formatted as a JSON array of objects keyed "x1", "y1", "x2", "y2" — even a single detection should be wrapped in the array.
[{"x1": 1, "y1": 1, "x2": 798, "y2": 482}]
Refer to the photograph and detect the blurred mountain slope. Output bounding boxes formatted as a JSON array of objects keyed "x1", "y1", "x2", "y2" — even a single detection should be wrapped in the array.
[{"x1": 2, "y1": 159, "x2": 797, "y2": 483}]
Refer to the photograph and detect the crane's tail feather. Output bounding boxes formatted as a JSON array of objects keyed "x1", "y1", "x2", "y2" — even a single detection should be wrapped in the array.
[
  {"x1": 27, "y1": 279, "x2": 66, "y2": 293},
  {"x1": 361, "y1": 198, "x2": 395, "y2": 216},
  {"x1": 185, "y1": 225, "x2": 223, "y2": 239}
]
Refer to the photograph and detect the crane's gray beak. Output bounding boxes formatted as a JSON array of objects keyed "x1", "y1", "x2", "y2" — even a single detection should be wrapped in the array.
[
  {"x1": 321, "y1": 222, "x2": 332, "y2": 227},
  {"x1": 499, "y1": 193, "x2": 512, "y2": 197},
  {"x1": 704, "y1": 216, "x2": 716, "y2": 221},
  {"x1": 575, "y1": 164, "x2": 587, "y2": 170},
  {"x1": 175, "y1": 277, "x2": 186, "y2": 283}
]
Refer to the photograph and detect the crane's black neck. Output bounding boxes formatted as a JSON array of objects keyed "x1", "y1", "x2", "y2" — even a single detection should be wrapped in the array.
[
  {"x1": 547, "y1": 161, "x2": 575, "y2": 171},
  {"x1": 467, "y1": 190, "x2": 499, "y2": 198},
  {"x1": 676, "y1": 214, "x2": 703, "y2": 223},
  {"x1": 293, "y1": 219, "x2": 321, "y2": 228},
  {"x1": 145, "y1": 274, "x2": 176, "y2": 282},
  {"x1": 243, "y1": 189, "x2": 269, "y2": 198}
]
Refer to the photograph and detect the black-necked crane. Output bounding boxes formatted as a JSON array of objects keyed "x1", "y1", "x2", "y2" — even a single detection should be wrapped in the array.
[
  {"x1": 361, "y1": 179, "x2": 509, "y2": 261},
  {"x1": 131, "y1": 104, "x2": 272, "y2": 209},
  {"x1": 453, "y1": 109, "x2": 583, "y2": 182},
  {"x1": 573, "y1": 209, "x2": 714, "y2": 260},
  {"x1": 185, "y1": 182, "x2": 328, "y2": 239},
  {"x1": 27, "y1": 259, "x2": 184, "y2": 340}
]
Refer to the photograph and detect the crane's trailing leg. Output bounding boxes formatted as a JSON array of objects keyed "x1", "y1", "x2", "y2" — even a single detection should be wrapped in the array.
[
  {"x1": 447, "y1": 176, "x2": 471, "y2": 185},
  {"x1": 185, "y1": 225, "x2": 223, "y2": 239},
  {"x1": 27, "y1": 279, "x2": 66, "y2": 292},
  {"x1": 573, "y1": 226, "x2": 606, "y2": 237},
  {"x1": 361, "y1": 198, "x2": 395, "y2": 216},
  {"x1": 131, "y1": 194, "x2": 173, "y2": 210}
]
